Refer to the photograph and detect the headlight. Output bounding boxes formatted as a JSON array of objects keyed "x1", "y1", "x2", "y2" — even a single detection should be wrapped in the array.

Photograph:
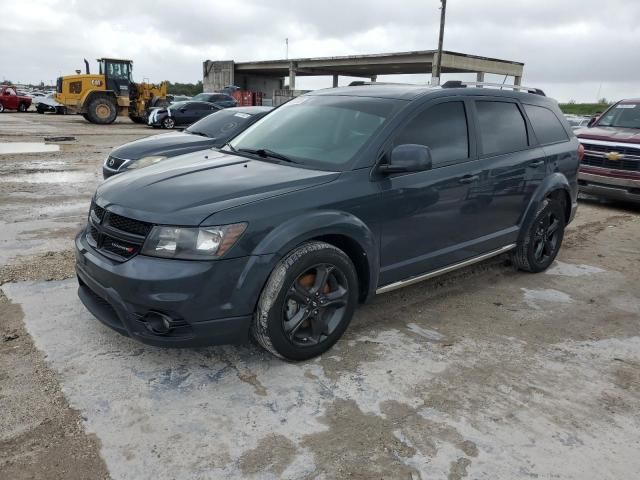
[
  {"x1": 128, "y1": 155, "x2": 167, "y2": 170},
  {"x1": 141, "y1": 223, "x2": 247, "y2": 260}
]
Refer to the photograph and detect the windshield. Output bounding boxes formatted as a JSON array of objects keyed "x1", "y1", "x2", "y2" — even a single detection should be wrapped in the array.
[
  {"x1": 229, "y1": 95, "x2": 400, "y2": 169},
  {"x1": 597, "y1": 102, "x2": 640, "y2": 129},
  {"x1": 186, "y1": 109, "x2": 259, "y2": 138},
  {"x1": 192, "y1": 93, "x2": 214, "y2": 102},
  {"x1": 168, "y1": 101, "x2": 188, "y2": 110}
]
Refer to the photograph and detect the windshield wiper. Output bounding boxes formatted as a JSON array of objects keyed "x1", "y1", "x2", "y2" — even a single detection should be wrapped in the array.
[
  {"x1": 188, "y1": 130, "x2": 209, "y2": 137},
  {"x1": 238, "y1": 148, "x2": 298, "y2": 164}
]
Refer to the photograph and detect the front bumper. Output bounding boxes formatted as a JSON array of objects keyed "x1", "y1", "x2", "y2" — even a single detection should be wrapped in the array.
[
  {"x1": 75, "y1": 229, "x2": 275, "y2": 347},
  {"x1": 578, "y1": 167, "x2": 640, "y2": 204}
]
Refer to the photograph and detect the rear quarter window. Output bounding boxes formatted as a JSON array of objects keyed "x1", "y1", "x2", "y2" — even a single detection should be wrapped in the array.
[
  {"x1": 476, "y1": 101, "x2": 528, "y2": 156},
  {"x1": 524, "y1": 104, "x2": 569, "y2": 145}
]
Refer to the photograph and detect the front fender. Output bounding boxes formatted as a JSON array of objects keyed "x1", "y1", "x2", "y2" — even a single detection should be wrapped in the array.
[
  {"x1": 520, "y1": 172, "x2": 573, "y2": 241},
  {"x1": 252, "y1": 210, "x2": 379, "y2": 301}
]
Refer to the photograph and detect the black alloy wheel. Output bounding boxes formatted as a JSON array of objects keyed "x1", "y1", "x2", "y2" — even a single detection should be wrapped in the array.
[
  {"x1": 252, "y1": 241, "x2": 359, "y2": 360},
  {"x1": 512, "y1": 198, "x2": 566, "y2": 273},
  {"x1": 532, "y1": 209, "x2": 561, "y2": 264},
  {"x1": 283, "y1": 264, "x2": 350, "y2": 346}
]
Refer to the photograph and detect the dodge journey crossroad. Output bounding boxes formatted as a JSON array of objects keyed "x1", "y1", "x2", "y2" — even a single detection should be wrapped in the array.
[{"x1": 75, "y1": 82, "x2": 581, "y2": 360}]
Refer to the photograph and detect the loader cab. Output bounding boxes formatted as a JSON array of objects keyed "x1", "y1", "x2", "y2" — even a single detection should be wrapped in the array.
[{"x1": 98, "y1": 58, "x2": 132, "y2": 98}]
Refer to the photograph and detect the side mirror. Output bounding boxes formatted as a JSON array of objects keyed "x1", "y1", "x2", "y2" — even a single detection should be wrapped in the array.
[
  {"x1": 379, "y1": 144, "x2": 433, "y2": 174},
  {"x1": 587, "y1": 116, "x2": 598, "y2": 128}
]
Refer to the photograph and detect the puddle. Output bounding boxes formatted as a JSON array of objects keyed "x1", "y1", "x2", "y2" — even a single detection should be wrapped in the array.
[
  {"x1": 0, "y1": 171, "x2": 94, "y2": 184},
  {"x1": 522, "y1": 288, "x2": 574, "y2": 310},
  {"x1": 0, "y1": 142, "x2": 60, "y2": 154},
  {"x1": 546, "y1": 261, "x2": 606, "y2": 277}
]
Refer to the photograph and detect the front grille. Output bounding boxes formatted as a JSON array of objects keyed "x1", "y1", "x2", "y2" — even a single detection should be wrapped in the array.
[
  {"x1": 582, "y1": 155, "x2": 640, "y2": 172},
  {"x1": 582, "y1": 143, "x2": 640, "y2": 156},
  {"x1": 106, "y1": 212, "x2": 152, "y2": 237},
  {"x1": 86, "y1": 203, "x2": 152, "y2": 261}
]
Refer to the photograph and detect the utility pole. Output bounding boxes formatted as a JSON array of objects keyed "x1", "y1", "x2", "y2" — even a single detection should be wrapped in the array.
[
  {"x1": 285, "y1": 38, "x2": 289, "y2": 60},
  {"x1": 433, "y1": 0, "x2": 447, "y2": 85}
]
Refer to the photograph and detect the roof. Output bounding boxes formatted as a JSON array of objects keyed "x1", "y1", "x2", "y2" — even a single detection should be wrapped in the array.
[
  {"x1": 309, "y1": 84, "x2": 555, "y2": 103},
  {"x1": 229, "y1": 50, "x2": 524, "y2": 78},
  {"x1": 227, "y1": 106, "x2": 274, "y2": 114}
]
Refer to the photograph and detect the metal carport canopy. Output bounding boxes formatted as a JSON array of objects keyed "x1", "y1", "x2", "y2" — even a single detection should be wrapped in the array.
[{"x1": 234, "y1": 50, "x2": 524, "y2": 78}]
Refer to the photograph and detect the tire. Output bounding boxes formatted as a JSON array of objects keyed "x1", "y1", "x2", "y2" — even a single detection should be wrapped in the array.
[
  {"x1": 36, "y1": 105, "x2": 46, "y2": 114},
  {"x1": 161, "y1": 117, "x2": 175, "y2": 129},
  {"x1": 512, "y1": 198, "x2": 566, "y2": 273},
  {"x1": 129, "y1": 114, "x2": 145, "y2": 124},
  {"x1": 18, "y1": 103, "x2": 28, "y2": 112},
  {"x1": 252, "y1": 241, "x2": 359, "y2": 361},
  {"x1": 85, "y1": 96, "x2": 117, "y2": 124},
  {"x1": 55, "y1": 106, "x2": 67, "y2": 115},
  {"x1": 0, "y1": 103, "x2": 6, "y2": 113}
]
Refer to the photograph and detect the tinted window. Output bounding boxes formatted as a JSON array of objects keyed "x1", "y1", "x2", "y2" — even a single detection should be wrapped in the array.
[
  {"x1": 476, "y1": 101, "x2": 528, "y2": 156},
  {"x1": 393, "y1": 101, "x2": 469, "y2": 166},
  {"x1": 524, "y1": 104, "x2": 569, "y2": 144},
  {"x1": 187, "y1": 109, "x2": 259, "y2": 139},
  {"x1": 230, "y1": 95, "x2": 400, "y2": 170}
]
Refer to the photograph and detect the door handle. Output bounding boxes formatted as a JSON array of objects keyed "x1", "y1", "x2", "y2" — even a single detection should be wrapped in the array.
[
  {"x1": 528, "y1": 160, "x2": 545, "y2": 168},
  {"x1": 459, "y1": 174, "x2": 479, "y2": 184}
]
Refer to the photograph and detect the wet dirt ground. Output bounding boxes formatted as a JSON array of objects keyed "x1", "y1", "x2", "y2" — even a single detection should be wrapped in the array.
[{"x1": 1, "y1": 112, "x2": 639, "y2": 479}]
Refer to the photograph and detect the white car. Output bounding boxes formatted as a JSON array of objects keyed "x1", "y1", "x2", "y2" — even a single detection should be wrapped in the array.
[{"x1": 34, "y1": 93, "x2": 66, "y2": 114}]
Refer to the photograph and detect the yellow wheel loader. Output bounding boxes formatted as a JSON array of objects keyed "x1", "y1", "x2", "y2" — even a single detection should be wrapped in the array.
[{"x1": 54, "y1": 58, "x2": 167, "y2": 124}]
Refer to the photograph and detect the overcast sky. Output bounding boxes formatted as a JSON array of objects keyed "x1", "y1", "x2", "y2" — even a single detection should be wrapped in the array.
[{"x1": 2, "y1": 0, "x2": 638, "y2": 102}]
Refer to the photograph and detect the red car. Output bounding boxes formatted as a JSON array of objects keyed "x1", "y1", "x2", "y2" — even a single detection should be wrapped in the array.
[
  {"x1": 0, "y1": 85, "x2": 32, "y2": 113},
  {"x1": 576, "y1": 98, "x2": 640, "y2": 203}
]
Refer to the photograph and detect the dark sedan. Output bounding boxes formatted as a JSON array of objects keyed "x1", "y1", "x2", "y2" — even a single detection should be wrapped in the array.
[
  {"x1": 191, "y1": 92, "x2": 237, "y2": 108},
  {"x1": 147, "y1": 101, "x2": 222, "y2": 129},
  {"x1": 104, "y1": 106, "x2": 273, "y2": 178}
]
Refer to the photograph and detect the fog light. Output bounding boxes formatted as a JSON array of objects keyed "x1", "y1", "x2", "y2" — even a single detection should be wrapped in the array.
[{"x1": 143, "y1": 311, "x2": 174, "y2": 335}]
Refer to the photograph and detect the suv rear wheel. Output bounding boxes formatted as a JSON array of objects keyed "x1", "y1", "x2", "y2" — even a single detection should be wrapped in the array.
[
  {"x1": 252, "y1": 241, "x2": 358, "y2": 360},
  {"x1": 512, "y1": 198, "x2": 566, "y2": 273}
]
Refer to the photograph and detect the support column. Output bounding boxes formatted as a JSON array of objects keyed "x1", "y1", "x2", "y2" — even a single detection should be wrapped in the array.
[
  {"x1": 288, "y1": 62, "x2": 297, "y2": 90},
  {"x1": 332, "y1": 74, "x2": 339, "y2": 88},
  {"x1": 514, "y1": 75, "x2": 522, "y2": 86},
  {"x1": 431, "y1": 54, "x2": 440, "y2": 86},
  {"x1": 476, "y1": 72, "x2": 485, "y2": 84},
  {"x1": 370, "y1": 75, "x2": 377, "y2": 83}
]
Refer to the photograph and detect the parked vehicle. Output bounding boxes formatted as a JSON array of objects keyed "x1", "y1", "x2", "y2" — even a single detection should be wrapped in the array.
[
  {"x1": 76, "y1": 82, "x2": 580, "y2": 360},
  {"x1": 576, "y1": 98, "x2": 640, "y2": 203},
  {"x1": 0, "y1": 85, "x2": 32, "y2": 112},
  {"x1": 34, "y1": 93, "x2": 67, "y2": 114},
  {"x1": 191, "y1": 92, "x2": 237, "y2": 108},
  {"x1": 103, "y1": 106, "x2": 273, "y2": 178},
  {"x1": 168, "y1": 94, "x2": 191, "y2": 104},
  {"x1": 565, "y1": 115, "x2": 590, "y2": 129},
  {"x1": 147, "y1": 101, "x2": 222, "y2": 129}
]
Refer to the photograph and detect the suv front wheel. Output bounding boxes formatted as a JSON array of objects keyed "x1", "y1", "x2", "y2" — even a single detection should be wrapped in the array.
[
  {"x1": 512, "y1": 198, "x2": 566, "y2": 273},
  {"x1": 252, "y1": 241, "x2": 359, "y2": 360}
]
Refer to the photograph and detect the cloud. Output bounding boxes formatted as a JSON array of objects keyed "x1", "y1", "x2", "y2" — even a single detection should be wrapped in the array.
[{"x1": 1, "y1": 0, "x2": 638, "y2": 101}]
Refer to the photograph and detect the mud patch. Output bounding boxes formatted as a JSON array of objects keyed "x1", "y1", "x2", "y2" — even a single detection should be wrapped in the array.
[
  {"x1": 239, "y1": 434, "x2": 297, "y2": 477},
  {"x1": 0, "y1": 250, "x2": 75, "y2": 284},
  {"x1": 0, "y1": 289, "x2": 109, "y2": 480}
]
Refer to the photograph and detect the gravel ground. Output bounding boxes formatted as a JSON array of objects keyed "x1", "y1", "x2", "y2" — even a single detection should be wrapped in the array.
[{"x1": 1, "y1": 112, "x2": 639, "y2": 479}]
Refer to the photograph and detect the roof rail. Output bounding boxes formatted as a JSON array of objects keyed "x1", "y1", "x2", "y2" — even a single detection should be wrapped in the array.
[
  {"x1": 441, "y1": 80, "x2": 546, "y2": 96},
  {"x1": 347, "y1": 81, "x2": 420, "y2": 87}
]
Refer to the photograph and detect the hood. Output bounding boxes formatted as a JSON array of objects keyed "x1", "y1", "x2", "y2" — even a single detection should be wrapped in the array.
[
  {"x1": 96, "y1": 150, "x2": 340, "y2": 225},
  {"x1": 111, "y1": 132, "x2": 219, "y2": 161},
  {"x1": 577, "y1": 126, "x2": 640, "y2": 144}
]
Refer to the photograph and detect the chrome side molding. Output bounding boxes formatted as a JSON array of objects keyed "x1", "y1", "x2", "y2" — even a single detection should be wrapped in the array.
[{"x1": 376, "y1": 244, "x2": 517, "y2": 295}]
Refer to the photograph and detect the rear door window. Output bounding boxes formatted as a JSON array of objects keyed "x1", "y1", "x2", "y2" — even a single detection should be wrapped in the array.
[
  {"x1": 393, "y1": 101, "x2": 469, "y2": 167},
  {"x1": 524, "y1": 104, "x2": 569, "y2": 145},
  {"x1": 476, "y1": 101, "x2": 528, "y2": 156}
]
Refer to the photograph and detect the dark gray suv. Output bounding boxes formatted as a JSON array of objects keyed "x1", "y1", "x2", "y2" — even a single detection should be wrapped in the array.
[{"x1": 75, "y1": 82, "x2": 581, "y2": 360}]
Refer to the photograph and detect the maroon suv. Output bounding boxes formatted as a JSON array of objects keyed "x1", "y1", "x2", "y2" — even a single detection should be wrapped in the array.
[{"x1": 576, "y1": 99, "x2": 640, "y2": 203}]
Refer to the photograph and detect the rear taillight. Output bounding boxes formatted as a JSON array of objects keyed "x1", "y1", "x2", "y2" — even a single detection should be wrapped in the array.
[{"x1": 577, "y1": 143, "x2": 585, "y2": 162}]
